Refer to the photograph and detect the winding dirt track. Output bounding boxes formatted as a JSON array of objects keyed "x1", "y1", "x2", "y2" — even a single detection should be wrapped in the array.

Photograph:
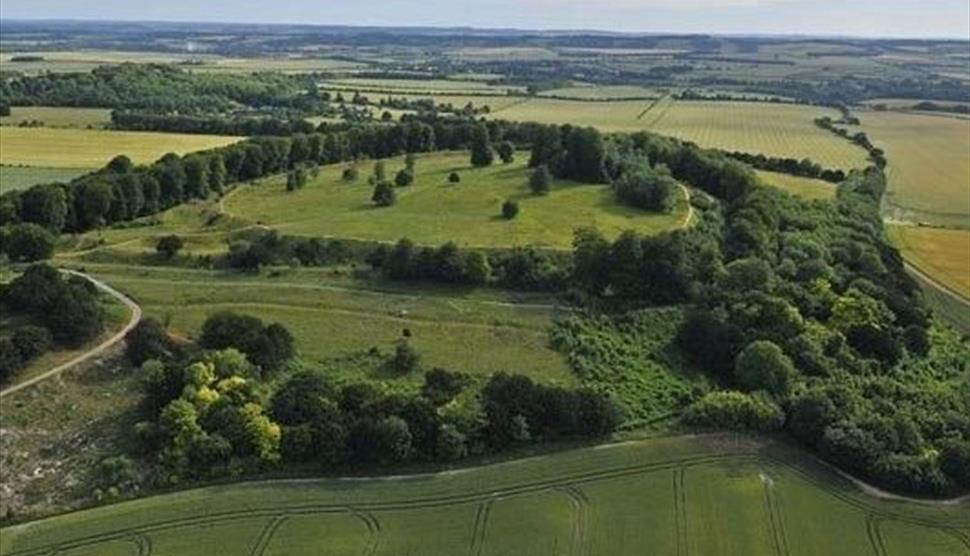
[{"x1": 0, "y1": 270, "x2": 142, "y2": 399}]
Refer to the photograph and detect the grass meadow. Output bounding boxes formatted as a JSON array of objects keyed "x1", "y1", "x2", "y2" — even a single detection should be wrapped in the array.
[
  {"x1": 2, "y1": 435, "x2": 966, "y2": 556},
  {"x1": 0, "y1": 127, "x2": 241, "y2": 168},
  {"x1": 755, "y1": 170, "x2": 837, "y2": 201},
  {"x1": 493, "y1": 99, "x2": 870, "y2": 170},
  {"x1": 59, "y1": 262, "x2": 576, "y2": 386},
  {"x1": 225, "y1": 151, "x2": 690, "y2": 249},
  {"x1": 857, "y1": 110, "x2": 970, "y2": 229}
]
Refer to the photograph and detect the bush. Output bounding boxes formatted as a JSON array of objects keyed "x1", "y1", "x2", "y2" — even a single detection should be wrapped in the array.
[
  {"x1": 395, "y1": 168, "x2": 414, "y2": 187},
  {"x1": 684, "y1": 390, "x2": 784, "y2": 432},
  {"x1": 372, "y1": 182, "x2": 396, "y2": 207},
  {"x1": 501, "y1": 199, "x2": 519, "y2": 220},
  {"x1": 125, "y1": 317, "x2": 172, "y2": 365},
  {"x1": 390, "y1": 340, "x2": 420, "y2": 373},
  {"x1": 613, "y1": 165, "x2": 677, "y2": 212},
  {"x1": 734, "y1": 340, "x2": 795, "y2": 397},
  {"x1": 497, "y1": 141, "x2": 515, "y2": 164},
  {"x1": 448, "y1": 172, "x2": 460, "y2": 183},
  {"x1": 529, "y1": 165, "x2": 552, "y2": 195},
  {"x1": 200, "y1": 312, "x2": 294, "y2": 372},
  {"x1": 12, "y1": 325, "x2": 52, "y2": 361},
  {"x1": 1, "y1": 223, "x2": 55, "y2": 262},
  {"x1": 342, "y1": 166, "x2": 359, "y2": 182},
  {"x1": 155, "y1": 234, "x2": 184, "y2": 259}
]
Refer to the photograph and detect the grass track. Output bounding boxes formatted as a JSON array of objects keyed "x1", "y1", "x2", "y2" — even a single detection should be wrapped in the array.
[
  {"x1": 1, "y1": 436, "x2": 966, "y2": 555},
  {"x1": 755, "y1": 170, "x2": 837, "y2": 201}
]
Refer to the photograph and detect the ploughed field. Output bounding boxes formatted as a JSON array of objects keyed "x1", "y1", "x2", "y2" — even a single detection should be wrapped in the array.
[
  {"x1": 224, "y1": 151, "x2": 691, "y2": 249},
  {"x1": 1, "y1": 435, "x2": 966, "y2": 556}
]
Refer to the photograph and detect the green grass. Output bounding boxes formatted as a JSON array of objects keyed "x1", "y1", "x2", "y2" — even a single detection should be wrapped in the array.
[
  {"x1": 2, "y1": 435, "x2": 966, "y2": 556},
  {"x1": 225, "y1": 151, "x2": 690, "y2": 249},
  {"x1": 0, "y1": 127, "x2": 242, "y2": 168},
  {"x1": 856, "y1": 110, "x2": 970, "y2": 229},
  {"x1": 57, "y1": 263, "x2": 576, "y2": 386},
  {"x1": 319, "y1": 77, "x2": 523, "y2": 95},
  {"x1": 755, "y1": 170, "x2": 837, "y2": 201},
  {"x1": 0, "y1": 166, "x2": 92, "y2": 191},
  {"x1": 0, "y1": 106, "x2": 112, "y2": 128},
  {"x1": 493, "y1": 99, "x2": 870, "y2": 170},
  {"x1": 538, "y1": 85, "x2": 660, "y2": 100}
]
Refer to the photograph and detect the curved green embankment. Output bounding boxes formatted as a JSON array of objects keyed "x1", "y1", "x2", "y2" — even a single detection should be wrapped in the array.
[{"x1": 2, "y1": 435, "x2": 966, "y2": 555}]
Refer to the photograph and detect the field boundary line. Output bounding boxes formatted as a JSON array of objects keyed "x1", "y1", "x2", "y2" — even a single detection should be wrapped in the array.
[
  {"x1": 469, "y1": 498, "x2": 493, "y2": 556},
  {"x1": 250, "y1": 515, "x2": 287, "y2": 556},
  {"x1": 0, "y1": 270, "x2": 142, "y2": 399},
  {"x1": 672, "y1": 467, "x2": 688, "y2": 556}
]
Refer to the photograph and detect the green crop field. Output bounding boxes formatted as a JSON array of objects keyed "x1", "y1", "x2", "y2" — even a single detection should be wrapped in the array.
[
  {"x1": 755, "y1": 170, "x2": 837, "y2": 201},
  {"x1": 887, "y1": 225, "x2": 970, "y2": 300},
  {"x1": 2, "y1": 435, "x2": 966, "y2": 556},
  {"x1": 224, "y1": 151, "x2": 690, "y2": 249},
  {"x1": 857, "y1": 110, "x2": 970, "y2": 229},
  {"x1": 319, "y1": 78, "x2": 524, "y2": 95},
  {"x1": 0, "y1": 106, "x2": 113, "y2": 128},
  {"x1": 57, "y1": 262, "x2": 575, "y2": 385},
  {"x1": 493, "y1": 99, "x2": 870, "y2": 170},
  {"x1": 0, "y1": 166, "x2": 91, "y2": 192},
  {"x1": 0, "y1": 127, "x2": 242, "y2": 168}
]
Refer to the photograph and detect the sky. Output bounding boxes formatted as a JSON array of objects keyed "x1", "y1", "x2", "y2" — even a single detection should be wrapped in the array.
[{"x1": 1, "y1": 0, "x2": 969, "y2": 40}]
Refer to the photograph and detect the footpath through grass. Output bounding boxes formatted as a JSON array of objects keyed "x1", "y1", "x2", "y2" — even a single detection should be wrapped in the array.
[{"x1": 2, "y1": 434, "x2": 966, "y2": 556}]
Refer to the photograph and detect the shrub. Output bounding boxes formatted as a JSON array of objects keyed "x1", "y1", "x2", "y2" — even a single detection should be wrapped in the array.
[
  {"x1": 155, "y1": 234, "x2": 184, "y2": 259},
  {"x1": 734, "y1": 340, "x2": 795, "y2": 397},
  {"x1": 612, "y1": 165, "x2": 677, "y2": 212},
  {"x1": 12, "y1": 325, "x2": 52, "y2": 361},
  {"x1": 448, "y1": 172, "x2": 461, "y2": 183},
  {"x1": 497, "y1": 141, "x2": 515, "y2": 164},
  {"x1": 684, "y1": 390, "x2": 785, "y2": 432},
  {"x1": 1, "y1": 223, "x2": 55, "y2": 262},
  {"x1": 391, "y1": 340, "x2": 420, "y2": 373},
  {"x1": 372, "y1": 182, "x2": 396, "y2": 207},
  {"x1": 395, "y1": 168, "x2": 414, "y2": 187},
  {"x1": 342, "y1": 166, "x2": 359, "y2": 182},
  {"x1": 529, "y1": 165, "x2": 552, "y2": 195},
  {"x1": 501, "y1": 199, "x2": 519, "y2": 220}
]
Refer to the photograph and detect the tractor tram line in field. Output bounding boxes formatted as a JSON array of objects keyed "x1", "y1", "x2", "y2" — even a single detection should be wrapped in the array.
[{"x1": 6, "y1": 450, "x2": 967, "y2": 556}]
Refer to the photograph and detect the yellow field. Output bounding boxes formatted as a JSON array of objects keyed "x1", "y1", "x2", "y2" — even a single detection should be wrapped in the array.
[
  {"x1": 887, "y1": 225, "x2": 970, "y2": 299},
  {"x1": 494, "y1": 99, "x2": 870, "y2": 170},
  {"x1": 0, "y1": 106, "x2": 112, "y2": 128},
  {"x1": 858, "y1": 110, "x2": 970, "y2": 228},
  {"x1": 755, "y1": 170, "x2": 836, "y2": 201},
  {"x1": 0, "y1": 127, "x2": 242, "y2": 168}
]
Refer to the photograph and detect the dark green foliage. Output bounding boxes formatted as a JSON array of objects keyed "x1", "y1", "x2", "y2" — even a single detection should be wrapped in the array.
[
  {"x1": 155, "y1": 234, "x2": 184, "y2": 259},
  {"x1": 11, "y1": 325, "x2": 52, "y2": 361},
  {"x1": 482, "y1": 373, "x2": 621, "y2": 448},
  {"x1": 684, "y1": 391, "x2": 784, "y2": 432},
  {"x1": 375, "y1": 238, "x2": 492, "y2": 285},
  {"x1": 394, "y1": 168, "x2": 414, "y2": 187},
  {"x1": 2, "y1": 264, "x2": 104, "y2": 346},
  {"x1": 497, "y1": 140, "x2": 515, "y2": 164},
  {"x1": 448, "y1": 171, "x2": 461, "y2": 183},
  {"x1": 469, "y1": 123, "x2": 494, "y2": 167},
  {"x1": 501, "y1": 199, "x2": 519, "y2": 220},
  {"x1": 18, "y1": 184, "x2": 67, "y2": 232},
  {"x1": 285, "y1": 166, "x2": 308, "y2": 191},
  {"x1": 342, "y1": 166, "x2": 359, "y2": 182},
  {"x1": 734, "y1": 340, "x2": 795, "y2": 397},
  {"x1": 125, "y1": 317, "x2": 173, "y2": 365},
  {"x1": 529, "y1": 165, "x2": 552, "y2": 195},
  {"x1": 421, "y1": 369, "x2": 468, "y2": 406},
  {"x1": 613, "y1": 165, "x2": 677, "y2": 212},
  {"x1": 390, "y1": 340, "x2": 420, "y2": 373},
  {"x1": 199, "y1": 312, "x2": 294, "y2": 372},
  {"x1": 372, "y1": 181, "x2": 396, "y2": 207},
  {"x1": 0, "y1": 223, "x2": 55, "y2": 262}
]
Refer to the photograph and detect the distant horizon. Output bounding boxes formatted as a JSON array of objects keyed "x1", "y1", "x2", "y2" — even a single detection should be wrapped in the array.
[
  {"x1": 2, "y1": 16, "x2": 969, "y2": 43},
  {"x1": 1, "y1": 0, "x2": 969, "y2": 41}
]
